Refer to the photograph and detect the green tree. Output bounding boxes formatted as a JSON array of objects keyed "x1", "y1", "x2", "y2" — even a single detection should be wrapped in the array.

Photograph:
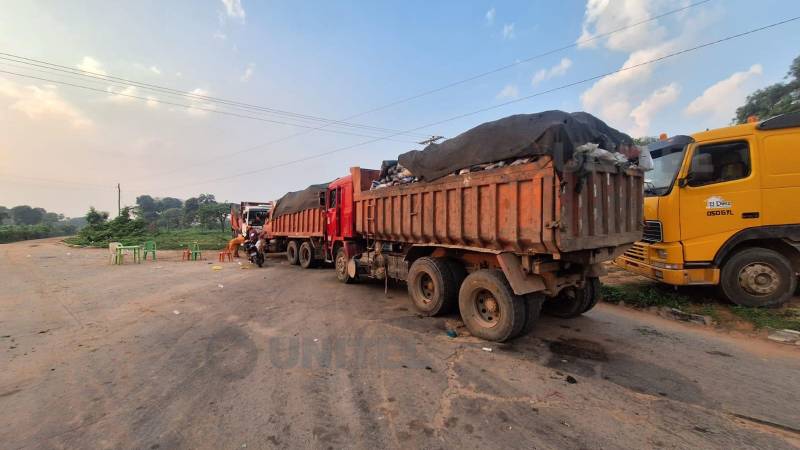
[
  {"x1": 633, "y1": 136, "x2": 659, "y2": 146},
  {"x1": 198, "y1": 193, "x2": 216, "y2": 205},
  {"x1": 734, "y1": 54, "x2": 800, "y2": 124},
  {"x1": 85, "y1": 207, "x2": 109, "y2": 226},
  {"x1": 0, "y1": 206, "x2": 9, "y2": 224},
  {"x1": 158, "y1": 197, "x2": 183, "y2": 211},
  {"x1": 135, "y1": 195, "x2": 158, "y2": 223},
  {"x1": 198, "y1": 202, "x2": 229, "y2": 231},
  {"x1": 183, "y1": 197, "x2": 200, "y2": 226},
  {"x1": 41, "y1": 212, "x2": 63, "y2": 225},
  {"x1": 159, "y1": 207, "x2": 183, "y2": 230},
  {"x1": 11, "y1": 205, "x2": 44, "y2": 225}
]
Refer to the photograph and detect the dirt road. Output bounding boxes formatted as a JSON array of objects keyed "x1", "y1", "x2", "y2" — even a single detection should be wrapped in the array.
[{"x1": 2, "y1": 239, "x2": 799, "y2": 449}]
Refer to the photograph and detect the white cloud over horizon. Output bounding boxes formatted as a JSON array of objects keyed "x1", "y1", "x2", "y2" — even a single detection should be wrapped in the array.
[
  {"x1": 485, "y1": 8, "x2": 496, "y2": 26},
  {"x1": 76, "y1": 56, "x2": 106, "y2": 76},
  {"x1": 685, "y1": 64, "x2": 763, "y2": 121},
  {"x1": 577, "y1": 0, "x2": 667, "y2": 52},
  {"x1": 532, "y1": 58, "x2": 573, "y2": 85},
  {"x1": 496, "y1": 84, "x2": 519, "y2": 100},
  {"x1": 221, "y1": 0, "x2": 246, "y2": 22},
  {"x1": 502, "y1": 23, "x2": 515, "y2": 40},
  {"x1": 630, "y1": 82, "x2": 681, "y2": 136},
  {"x1": 0, "y1": 78, "x2": 92, "y2": 128},
  {"x1": 240, "y1": 63, "x2": 255, "y2": 82}
]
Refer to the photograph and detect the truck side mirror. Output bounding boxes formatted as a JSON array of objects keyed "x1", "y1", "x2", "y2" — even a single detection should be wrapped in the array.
[{"x1": 678, "y1": 177, "x2": 688, "y2": 188}]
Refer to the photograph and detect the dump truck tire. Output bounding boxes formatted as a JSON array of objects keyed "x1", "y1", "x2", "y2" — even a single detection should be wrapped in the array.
[
  {"x1": 520, "y1": 293, "x2": 544, "y2": 337},
  {"x1": 299, "y1": 241, "x2": 316, "y2": 269},
  {"x1": 458, "y1": 270, "x2": 526, "y2": 342},
  {"x1": 408, "y1": 257, "x2": 458, "y2": 316},
  {"x1": 542, "y1": 279, "x2": 596, "y2": 319},
  {"x1": 335, "y1": 247, "x2": 356, "y2": 284},
  {"x1": 719, "y1": 247, "x2": 796, "y2": 308},
  {"x1": 581, "y1": 278, "x2": 601, "y2": 313},
  {"x1": 286, "y1": 241, "x2": 300, "y2": 265}
]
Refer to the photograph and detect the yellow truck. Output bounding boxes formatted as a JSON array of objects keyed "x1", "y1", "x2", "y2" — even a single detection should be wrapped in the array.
[{"x1": 615, "y1": 113, "x2": 800, "y2": 307}]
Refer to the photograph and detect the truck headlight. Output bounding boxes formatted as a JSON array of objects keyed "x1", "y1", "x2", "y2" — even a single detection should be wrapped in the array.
[
  {"x1": 651, "y1": 261, "x2": 683, "y2": 270},
  {"x1": 656, "y1": 249, "x2": 668, "y2": 260}
]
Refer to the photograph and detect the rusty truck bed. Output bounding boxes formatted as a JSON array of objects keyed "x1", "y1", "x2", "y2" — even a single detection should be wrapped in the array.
[
  {"x1": 269, "y1": 208, "x2": 324, "y2": 238},
  {"x1": 351, "y1": 157, "x2": 643, "y2": 255}
]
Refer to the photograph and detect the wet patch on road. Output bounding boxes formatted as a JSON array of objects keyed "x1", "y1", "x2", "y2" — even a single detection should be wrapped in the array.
[{"x1": 545, "y1": 336, "x2": 712, "y2": 407}]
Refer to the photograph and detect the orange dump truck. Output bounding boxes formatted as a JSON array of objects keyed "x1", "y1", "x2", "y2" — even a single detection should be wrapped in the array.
[{"x1": 336, "y1": 155, "x2": 643, "y2": 341}]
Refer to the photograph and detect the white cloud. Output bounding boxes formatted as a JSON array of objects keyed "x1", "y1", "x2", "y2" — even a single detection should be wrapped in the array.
[
  {"x1": 240, "y1": 63, "x2": 255, "y2": 82},
  {"x1": 145, "y1": 95, "x2": 159, "y2": 108},
  {"x1": 213, "y1": 31, "x2": 227, "y2": 40},
  {"x1": 580, "y1": 42, "x2": 675, "y2": 128},
  {"x1": 630, "y1": 82, "x2": 680, "y2": 136},
  {"x1": 149, "y1": 66, "x2": 161, "y2": 75},
  {"x1": 106, "y1": 85, "x2": 159, "y2": 109},
  {"x1": 485, "y1": 8, "x2": 496, "y2": 25},
  {"x1": 496, "y1": 84, "x2": 519, "y2": 100},
  {"x1": 221, "y1": 0, "x2": 245, "y2": 21},
  {"x1": 502, "y1": 23, "x2": 515, "y2": 40},
  {"x1": 0, "y1": 78, "x2": 91, "y2": 128},
  {"x1": 106, "y1": 85, "x2": 139, "y2": 103},
  {"x1": 531, "y1": 58, "x2": 573, "y2": 85},
  {"x1": 76, "y1": 56, "x2": 106, "y2": 76},
  {"x1": 576, "y1": 0, "x2": 667, "y2": 52},
  {"x1": 685, "y1": 64, "x2": 763, "y2": 120},
  {"x1": 185, "y1": 88, "x2": 214, "y2": 116}
]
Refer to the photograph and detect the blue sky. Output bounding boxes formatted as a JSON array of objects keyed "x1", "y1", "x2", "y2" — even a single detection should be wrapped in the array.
[{"x1": 1, "y1": 0, "x2": 799, "y2": 216}]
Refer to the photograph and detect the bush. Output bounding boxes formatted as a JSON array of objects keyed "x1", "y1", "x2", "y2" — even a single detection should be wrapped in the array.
[{"x1": 0, "y1": 224, "x2": 77, "y2": 244}]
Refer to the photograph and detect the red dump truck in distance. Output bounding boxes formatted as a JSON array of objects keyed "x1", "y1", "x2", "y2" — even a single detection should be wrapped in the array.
[{"x1": 267, "y1": 156, "x2": 643, "y2": 341}]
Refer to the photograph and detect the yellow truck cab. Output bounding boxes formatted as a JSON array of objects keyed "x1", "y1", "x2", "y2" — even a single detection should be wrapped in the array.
[{"x1": 615, "y1": 112, "x2": 800, "y2": 307}]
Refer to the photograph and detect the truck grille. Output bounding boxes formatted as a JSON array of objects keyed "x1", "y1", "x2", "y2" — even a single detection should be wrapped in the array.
[
  {"x1": 642, "y1": 220, "x2": 663, "y2": 243},
  {"x1": 623, "y1": 243, "x2": 647, "y2": 262}
]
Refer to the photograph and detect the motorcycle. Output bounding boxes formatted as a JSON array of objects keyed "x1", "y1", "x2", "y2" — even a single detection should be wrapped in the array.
[{"x1": 243, "y1": 232, "x2": 265, "y2": 267}]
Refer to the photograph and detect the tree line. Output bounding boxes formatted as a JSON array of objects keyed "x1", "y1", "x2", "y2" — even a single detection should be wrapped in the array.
[
  {"x1": 0, "y1": 205, "x2": 85, "y2": 244},
  {"x1": 133, "y1": 193, "x2": 230, "y2": 231}
]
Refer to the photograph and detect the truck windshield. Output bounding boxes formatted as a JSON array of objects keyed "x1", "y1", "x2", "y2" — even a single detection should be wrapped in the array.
[{"x1": 645, "y1": 144, "x2": 686, "y2": 196}]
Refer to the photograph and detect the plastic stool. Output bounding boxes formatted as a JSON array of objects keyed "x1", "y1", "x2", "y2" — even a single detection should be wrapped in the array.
[{"x1": 218, "y1": 250, "x2": 233, "y2": 262}]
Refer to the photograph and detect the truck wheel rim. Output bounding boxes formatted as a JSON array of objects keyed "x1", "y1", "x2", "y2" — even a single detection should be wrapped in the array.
[
  {"x1": 418, "y1": 273, "x2": 435, "y2": 304},
  {"x1": 738, "y1": 262, "x2": 779, "y2": 296},
  {"x1": 474, "y1": 290, "x2": 499, "y2": 328},
  {"x1": 336, "y1": 253, "x2": 346, "y2": 276}
]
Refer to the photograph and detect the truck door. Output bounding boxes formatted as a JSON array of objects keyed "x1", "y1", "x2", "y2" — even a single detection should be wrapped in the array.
[
  {"x1": 326, "y1": 186, "x2": 340, "y2": 239},
  {"x1": 678, "y1": 138, "x2": 761, "y2": 262}
]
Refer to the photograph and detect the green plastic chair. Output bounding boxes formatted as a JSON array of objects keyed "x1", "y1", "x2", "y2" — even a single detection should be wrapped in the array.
[
  {"x1": 142, "y1": 240, "x2": 157, "y2": 261},
  {"x1": 189, "y1": 242, "x2": 202, "y2": 261}
]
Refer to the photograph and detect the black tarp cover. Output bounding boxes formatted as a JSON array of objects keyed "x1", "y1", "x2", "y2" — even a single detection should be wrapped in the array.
[
  {"x1": 397, "y1": 110, "x2": 633, "y2": 182},
  {"x1": 272, "y1": 183, "x2": 328, "y2": 217}
]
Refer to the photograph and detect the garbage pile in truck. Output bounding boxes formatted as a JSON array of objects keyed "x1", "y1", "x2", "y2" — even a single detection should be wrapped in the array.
[
  {"x1": 272, "y1": 183, "x2": 329, "y2": 216},
  {"x1": 371, "y1": 110, "x2": 647, "y2": 190}
]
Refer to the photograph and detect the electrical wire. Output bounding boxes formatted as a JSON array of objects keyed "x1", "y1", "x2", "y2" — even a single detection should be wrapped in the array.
[
  {"x1": 0, "y1": 69, "x2": 421, "y2": 144},
  {"x1": 157, "y1": 15, "x2": 800, "y2": 192},
  {"x1": 0, "y1": 52, "x2": 432, "y2": 139}
]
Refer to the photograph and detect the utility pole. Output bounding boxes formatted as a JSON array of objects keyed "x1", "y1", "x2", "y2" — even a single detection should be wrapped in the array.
[
  {"x1": 418, "y1": 135, "x2": 444, "y2": 146},
  {"x1": 117, "y1": 183, "x2": 121, "y2": 216}
]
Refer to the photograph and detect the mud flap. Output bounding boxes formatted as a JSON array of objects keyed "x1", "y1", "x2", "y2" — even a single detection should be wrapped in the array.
[{"x1": 497, "y1": 253, "x2": 546, "y2": 296}]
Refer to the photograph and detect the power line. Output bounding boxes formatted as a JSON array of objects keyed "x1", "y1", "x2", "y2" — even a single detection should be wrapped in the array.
[
  {"x1": 157, "y1": 15, "x2": 800, "y2": 192},
  {"x1": 0, "y1": 52, "x2": 432, "y2": 139},
  {"x1": 127, "y1": 0, "x2": 715, "y2": 179},
  {"x1": 0, "y1": 69, "x2": 421, "y2": 144},
  {"x1": 0, "y1": 173, "x2": 115, "y2": 191}
]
